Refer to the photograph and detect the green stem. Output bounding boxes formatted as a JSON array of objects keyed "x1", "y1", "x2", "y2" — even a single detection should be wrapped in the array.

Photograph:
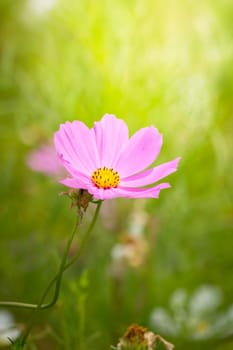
[
  {"x1": 20, "y1": 200, "x2": 102, "y2": 346},
  {"x1": 0, "y1": 201, "x2": 102, "y2": 311},
  {"x1": 20, "y1": 214, "x2": 80, "y2": 346},
  {"x1": 0, "y1": 201, "x2": 102, "y2": 349},
  {"x1": 0, "y1": 219, "x2": 80, "y2": 310}
]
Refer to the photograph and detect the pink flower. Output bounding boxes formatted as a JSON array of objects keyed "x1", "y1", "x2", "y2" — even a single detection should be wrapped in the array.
[
  {"x1": 26, "y1": 143, "x2": 66, "y2": 178},
  {"x1": 54, "y1": 114, "x2": 180, "y2": 200}
]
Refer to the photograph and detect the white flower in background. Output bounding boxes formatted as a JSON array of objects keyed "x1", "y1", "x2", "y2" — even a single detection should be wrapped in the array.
[
  {"x1": 189, "y1": 285, "x2": 222, "y2": 316},
  {"x1": 150, "y1": 308, "x2": 178, "y2": 337},
  {"x1": 0, "y1": 310, "x2": 21, "y2": 346},
  {"x1": 150, "y1": 285, "x2": 233, "y2": 342}
]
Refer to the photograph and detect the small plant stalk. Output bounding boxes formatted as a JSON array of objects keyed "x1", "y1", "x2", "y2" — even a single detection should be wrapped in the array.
[{"x1": 0, "y1": 200, "x2": 102, "y2": 349}]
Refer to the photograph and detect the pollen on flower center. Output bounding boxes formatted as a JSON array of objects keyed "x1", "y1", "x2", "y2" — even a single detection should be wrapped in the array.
[{"x1": 91, "y1": 167, "x2": 120, "y2": 189}]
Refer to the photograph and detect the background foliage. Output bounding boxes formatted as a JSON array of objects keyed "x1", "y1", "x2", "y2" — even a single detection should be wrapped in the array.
[{"x1": 0, "y1": 0, "x2": 232, "y2": 349}]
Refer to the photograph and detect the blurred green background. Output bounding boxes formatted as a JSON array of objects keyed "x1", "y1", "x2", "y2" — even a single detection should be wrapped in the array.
[{"x1": 0, "y1": 0, "x2": 232, "y2": 349}]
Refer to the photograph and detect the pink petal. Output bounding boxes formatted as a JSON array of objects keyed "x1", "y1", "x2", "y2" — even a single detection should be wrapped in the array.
[
  {"x1": 87, "y1": 187, "x2": 110, "y2": 200},
  {"x1": 120, "y1": 157, "x2": 181, "y2": 187},
  {"x1": 54, "y1": 121, "x2": 100, "y2": 176},
  {"x1": 115, "y1": 126, "x2": 162, "y2": 177},
  {"x1": 115, "y1": 183, "x2": 170, "y2": 198},
  {"x1": 59, "y1": 161, "x2": 90, "y2": 182},
  {"x1": 88, "y1": 183, "x2": 170, "y2": 200},
  {"x1": 93, "y1": 114, "x2": 129, "y2": 168},
  {"x1": 60, "y1": 176, "x2": 93, "y2": 190}
]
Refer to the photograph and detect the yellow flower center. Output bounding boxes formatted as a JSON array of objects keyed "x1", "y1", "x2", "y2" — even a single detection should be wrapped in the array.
[{"x1": 91, "y1": 167, "x2": 120, "y2": 189}]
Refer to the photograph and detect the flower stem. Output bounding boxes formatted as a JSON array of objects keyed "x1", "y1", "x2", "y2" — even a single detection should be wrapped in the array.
[
  {"x1": 19, "y1": 214, "x2": 80, "y2": 346},
  {"x1": 0, "y1": 201, "x2": 102, "y2": 348},
  {"x1": 0, "y1": 201, "x2": 102, "y2": 311}
]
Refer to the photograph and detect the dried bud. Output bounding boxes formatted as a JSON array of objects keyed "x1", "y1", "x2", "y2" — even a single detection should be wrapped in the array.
[
  {"x1": 60, "y1": 189, "x2": 93, "y2": 220},
  {"x1": 121, "y1": 324, "x2": 148, "y2": 346},
  {"x1": 115, "y1": 324, "x2": 174, "y2": 350}
]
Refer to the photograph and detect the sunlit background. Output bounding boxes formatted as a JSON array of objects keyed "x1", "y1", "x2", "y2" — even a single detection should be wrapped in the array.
[{"x1": 0, "y1": 0, "x2": 232, "y2": 349}]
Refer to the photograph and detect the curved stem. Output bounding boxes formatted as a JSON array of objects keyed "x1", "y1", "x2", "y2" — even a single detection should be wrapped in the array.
[
  {"x1": 20, "y1": 200, "x2": 102, "y2": 346},
  {"x1": 40, "y1": 199, "x2": 102, "y2": 310},
  {"x1": 0, "y1": 201, "x2": 102, "y2": 312},
  {"x1": 20, "y1": 214, "x2": 80, "y2": 345}
]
